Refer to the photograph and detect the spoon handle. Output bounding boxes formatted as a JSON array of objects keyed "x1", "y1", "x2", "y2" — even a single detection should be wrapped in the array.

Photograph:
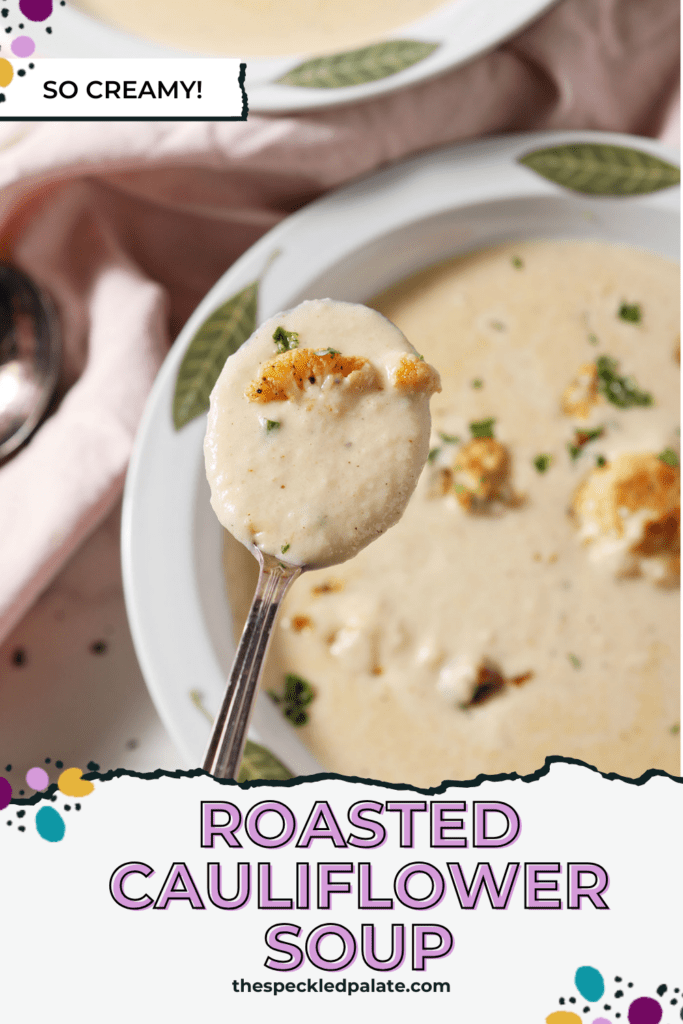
[{"x1": 202, "y1": 552, "x2": 302, "y2": 779}]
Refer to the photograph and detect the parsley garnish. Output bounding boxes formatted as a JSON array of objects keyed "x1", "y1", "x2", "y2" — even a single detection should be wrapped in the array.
[
  {"x1": 568, "y1": 426, "x2": 604, "y2": 461},
  {"x1": 567, "y1": 653, "x2": 582, "y2": 670},
  {"x1": 438, "y1": 432, "x2": 460, "y2": 444},
  {"x1": 270, "y1": 673, "x2": 315, "y2": 727},
  {"x1": 428, "y1": 447, "x2": 441, "y2": 463},
  {"x1": 618, "y1": 302, "x2": 642, "y2": 324},
  {"x1": 315, "y1": 347, "x2": 340, "y2": 356},
  {"x1": 658, "y1": 448, "x2": 679, "y2": 468},
  {"x1": 511, "y1": 256, "x2": 524, "y2": 269},
  {"x1": 281, "y1": 543, "x2": 290, "y2": 554},
  {"x1": 471, "y1": 378, "x2": 483, "y2": 389},
  {"x1": 273, "y1": 325, "x2": 300, "y2": 352},
  {"x1": 533, "y1": 454, "x2": 552, "y2": 473},
  {"x1": 596, "y1": 355, "x2": 652, "y2": 409},
  {"x1": 588, "y1": 333, "x2": 599, "y2": 345},
  {"x1": 490, "y1": 320, "x2": 505, "y2": 332},
  {"x1": 595, "y1": 455, "x2": 607, "y2": 467},
  {"x1": 266, "y1": 420, "x2": 280, "y2": 432},
  {"x1": 469, "y1": 418, "x2": 496, "y2": 439}
]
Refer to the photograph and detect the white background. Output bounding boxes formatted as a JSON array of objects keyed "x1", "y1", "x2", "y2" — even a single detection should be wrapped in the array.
[{"x1": 1, "y1": 762, "x2": 681, "y2": 1023}]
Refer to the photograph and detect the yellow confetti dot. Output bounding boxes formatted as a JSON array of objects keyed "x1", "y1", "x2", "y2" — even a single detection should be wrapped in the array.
[
  {"x1": 58, "y1": 767, "x2": 95, "y2": 798},
  {"x1": 0, "y1": 59, "x2": 13, "y2": 88},
  {"x1": 546, "y1": 1013, "x2": 582, "y2": 1024}
]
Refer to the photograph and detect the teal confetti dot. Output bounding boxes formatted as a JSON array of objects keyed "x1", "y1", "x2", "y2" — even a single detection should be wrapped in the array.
[
  {"x1": 576, "y1": 967, "x2": 605, "y2": 1002},
  {"x1": 36, "y1": 805, "x2": 65, "y2": 842}
]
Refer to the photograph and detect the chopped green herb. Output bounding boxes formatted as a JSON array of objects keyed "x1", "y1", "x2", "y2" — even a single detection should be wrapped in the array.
[
  {"x1": 438, "y1": 432, "x2": 460, "y2": 444},
  {"x1": 567, "y1": 653, "x2": 582, "y2": 670},
  {"x1": 588, "y1": 333, "x2": 599, "y2": 345},
  {"x1": 273, "y1": 325, "x2": 300, "y2": 351},
  {"x1": 270, "y1": 673, "x2": 315, "y2": 727},
  {"x1": 281, "y1": 543, "x2": 290, "y2": 554},
  {"x1": 618, "y1": 302, "x2": 642, "y2": 324},
  {"x1": 595, "y1": 455, "x2": 607, "y2": 467},
  {"x1": 596, "y1": 354, "x2": 652, "y2": 409},
  {"x1": 417, "y1": 353, "x2": 425, "y2": 361},
  {"x1": 471, "y1": 378, "x2": 484, "y2": 389},
  {"x1": 658, "y1": 448, "x2": 679, "y2": 468},
  {"x1": 533, "y1": 454, "x2": 553, "y2": 473},
  {"x1": 490, "y1": 320, "x2": 505, "y2": 332},
  {"x1": 511, "y1": 255, "x2": 524, "y2": 269},
  {"x1": 568, "y1": 425, "x2": 605, "y2": 460},
  {"x1": 469, "y1": 418, "x2": 496, "y2": 439},
  {"x1": 671, "y1": 723, "x2": 680, "y2": 735},
  {"x1": 266, "y1": 419, "x2": 281, "y2": 432},
  {"x1": 315, "y1": 347, "x2": 340, "y2": 356},
  {"x1": 428, "y1": 447, "x2": 441, "y2": 463}
]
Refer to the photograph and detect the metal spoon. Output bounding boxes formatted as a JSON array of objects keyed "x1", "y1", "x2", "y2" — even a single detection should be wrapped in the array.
[
  {"x1": 0, "y1": 264, "x2": 60, "y2": 461},
  {"x1": 202, "y1": 549, "x2": 303, "y2": 779}
]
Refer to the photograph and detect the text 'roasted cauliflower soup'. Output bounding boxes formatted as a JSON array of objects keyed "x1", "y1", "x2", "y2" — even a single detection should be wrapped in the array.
[{"x1": 223, "y1": 240, "x2": 680, "y2": 785}]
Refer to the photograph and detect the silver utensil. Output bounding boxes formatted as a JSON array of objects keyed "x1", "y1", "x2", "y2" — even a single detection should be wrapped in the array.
[
  {"x1": 0, "y1": 264, "x2": 60, "y2": 461},
  {"x1": 202, "y1": 550, "x2": 303, "y2": 779}
]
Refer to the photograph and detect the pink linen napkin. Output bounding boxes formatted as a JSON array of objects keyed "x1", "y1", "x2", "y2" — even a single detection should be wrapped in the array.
[{"x1": 0, "y1": 0, "x2": 678, "y2": 644}]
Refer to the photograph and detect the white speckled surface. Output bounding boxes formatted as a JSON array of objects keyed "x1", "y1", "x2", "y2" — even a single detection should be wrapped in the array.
[{"x1": 0, "y1": 499, "x2": 185, "y2": 784}]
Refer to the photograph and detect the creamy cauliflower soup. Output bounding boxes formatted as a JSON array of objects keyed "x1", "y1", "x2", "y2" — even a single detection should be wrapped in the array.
[
  {"x1": 224, "y1": 240, "x2": 679, "y2": 785},
  {"x1": 71, "y1": 0, "x2": 450, "y2": 56},
  {"x1": 205, "y1": 299, "x2": 440, "y2": 569}
]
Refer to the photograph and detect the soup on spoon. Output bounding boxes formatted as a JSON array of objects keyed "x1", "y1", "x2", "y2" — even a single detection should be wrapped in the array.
[{"x1": 202, "y1": 298, "x2": 440, "y2": 775}]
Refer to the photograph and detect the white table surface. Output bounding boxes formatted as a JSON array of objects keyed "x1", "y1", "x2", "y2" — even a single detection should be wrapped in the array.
[{"x1": 0, "y1": 497, "x2": 187, "y2": 786}]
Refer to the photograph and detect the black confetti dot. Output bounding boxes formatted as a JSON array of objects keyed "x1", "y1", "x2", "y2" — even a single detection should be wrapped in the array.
[
  {"x1": 615, "y1": 991, "x2": 624, "y2": 998},
  {"x1": 90, "y1": 640, "x2": 107, "y2": 655},
  {"x1": 627, "y1": 983, "x2": 633, "y2": 989},
  {"x1": 18, "y1": 69, "x2": 25, "y2": 76},
  {"x1": 559, "y1": 998, "x2": 565, "y2": 1005},
  {"x1": 615, "y1": 978, "x2": 622, "y2": 983},
  {"x1": 50, "y1": 795, "x2": 57, "y2": 802},
  {"x1": 658, "y1": 986, "x2": 668, "y2": 997},
  {"x1": 583, "y1": 1008, "x2": 589, "y2": 1014},
  {"x1": 19, "y1": 790, "x2": 24, "y2": 796},
  {"x1": 672, "y1": 1000, "x2": 679, "y2": 1006},
  {"x1": 55, "y1": 760, "x2": 63, "y2": 769},
  {"x1": 0, "y1": 94, "x2": 5, "y2": 103},
  {"x1": 87, "y1": 762, "x2": 99, "y2": 772},
  {"x1": 11, "y1": 648, "x2": 27, "y2": 666},
  {"x1": 5, "y1": 764, "x2": 11, "y2": 772},
  {"x1": 18, "y1": 826, "x2": 25, "y2": 832},
  {"x1": 18, "y1": 21, "x2": 23, "y2": 27},
  {"x1": 16, "y1": 810, "x2": 25, "y2": 818},
  {"x1": 29, "y1": 62, "x2": 34, "y2": 68},
  {"x1": 46, "y1": 25, "x2": 51, "y2": 32},
  {"x1": 604, "y1": 1006, "x2": 611, "y2": 1012},
  {"x1": 75, "y1": 803, "x2": 81, "y2": 811},
  {"x1": 1, "y1": 8, "x2": 8, "y2": 15},
  {"x1": 6, "y1": 820, "x2": 11, "y2": 825},
  {"x1": 569, "y1": 998, "x2": 576, "y2": 1005},
  {"x1": 64, "y1": 805, "x2": 71, "y2": 811},
  {"x1": 5, "y1": 26, "x2": 11, "y2": 33},
  {"x1": 45, "y1": 758, "x2": 51, "y2": 764}
]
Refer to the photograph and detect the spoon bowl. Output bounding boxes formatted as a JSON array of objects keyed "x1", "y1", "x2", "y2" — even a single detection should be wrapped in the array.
[{"x1": 0, "y1": 265, "x2": 60, "y2": 461}]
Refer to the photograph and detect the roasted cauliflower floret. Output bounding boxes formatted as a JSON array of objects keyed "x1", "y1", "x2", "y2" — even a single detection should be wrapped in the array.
[
  {"x1": 451, "y1": 437, "x2": 516, "y2": 512},
  {"x1": 572, "y1": 451, "x2": 680, "y2": 585},
  {"x1": 562, "y1": 361, "x2": 600, "y2": 419},
  {"x1": 245, "y1": 348, "x2": 381, "y2": 403},
  {"x1": 390, "y1": 355, "x2": 442, "y2": 396}
]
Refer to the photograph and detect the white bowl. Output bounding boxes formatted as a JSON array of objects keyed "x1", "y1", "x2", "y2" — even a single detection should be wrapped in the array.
[
  {"x1": 44, "y1": 0, "x2": 557, "y2": 112},
  {"x1": 121, "y1": 130, "x2": 680, "y2": 774}
]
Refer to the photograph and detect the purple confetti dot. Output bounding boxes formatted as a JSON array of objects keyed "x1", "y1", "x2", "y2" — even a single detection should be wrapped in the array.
[
  {"x1": 628, "y1": 998, "x2": 663, "y2": 1024},
  {"x1": 0, "y1": 776, "x2": 12, "y2": 809},
  {"x1": 593, "y1": 1019, "x2": 612, "y2": 1024},
  {"x1": 18, "y1": 0, "x2": 52, "y2": 21},
  {"x1": 11, "y1": 35, "x2": 35, "y2": 56},
  {"x1": 26, "y1": 766, "x2": 49, "y2": 790}
]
